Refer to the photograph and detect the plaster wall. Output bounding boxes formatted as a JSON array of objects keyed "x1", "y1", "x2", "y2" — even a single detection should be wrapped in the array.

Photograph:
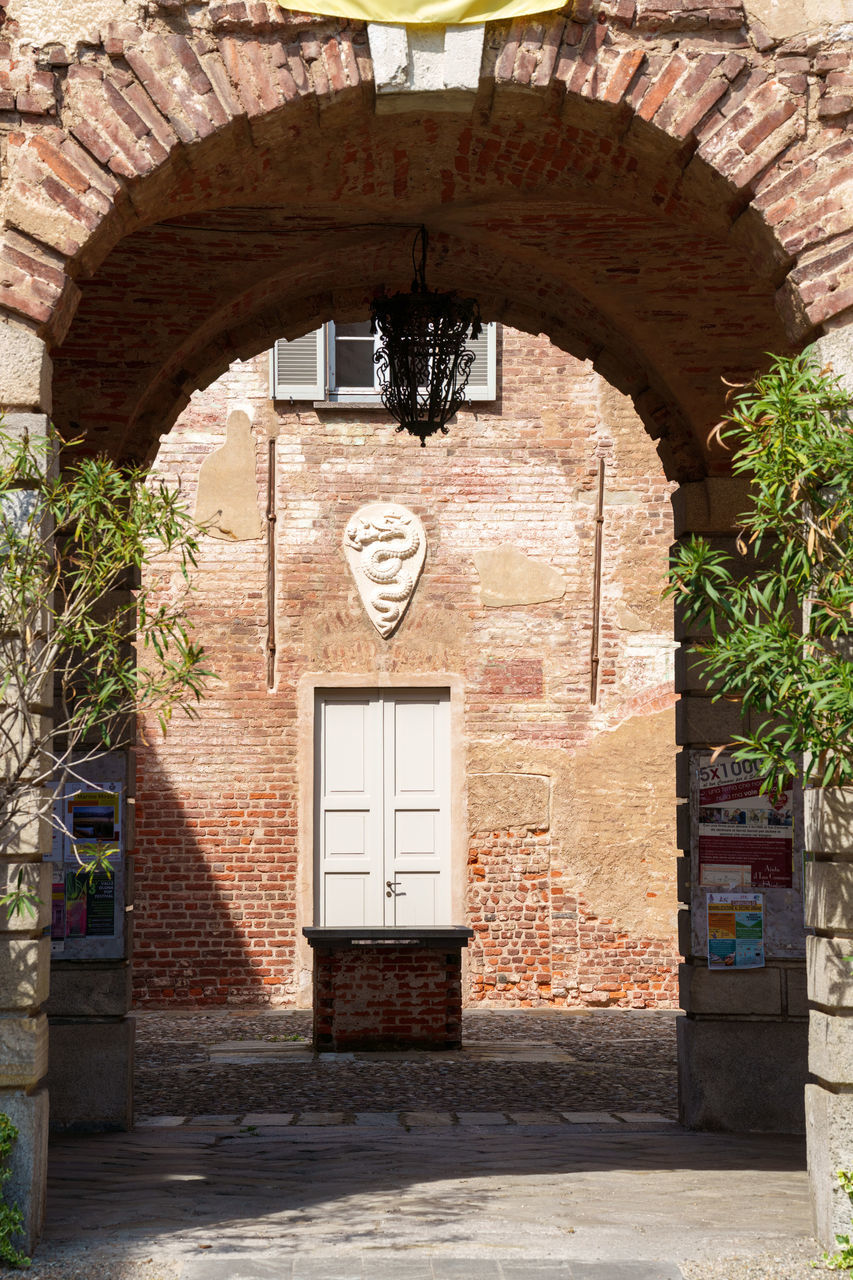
[{"x1": 133, "y1": 326, "x2": 681, "y2": 1010}]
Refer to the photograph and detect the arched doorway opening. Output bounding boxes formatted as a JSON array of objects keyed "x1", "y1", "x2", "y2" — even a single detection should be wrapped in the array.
[{"x1": 1, "y1": 1, "x2": 851, "y2": 1246}]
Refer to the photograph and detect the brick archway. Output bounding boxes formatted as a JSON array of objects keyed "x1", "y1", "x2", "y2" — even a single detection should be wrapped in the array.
[
  {"x1": 1, "y1": 0, "x2": 853, "y2": 1252},
  {"x1": 0, "y1": 4, "x2": 850, "y2": 478}
]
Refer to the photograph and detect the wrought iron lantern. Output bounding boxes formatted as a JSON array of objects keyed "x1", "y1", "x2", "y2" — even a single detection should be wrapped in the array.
[{"x1": 370, "y1": 226, "x2": 482, "y2": 446}]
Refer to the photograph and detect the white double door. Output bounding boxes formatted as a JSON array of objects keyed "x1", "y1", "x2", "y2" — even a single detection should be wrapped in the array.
[{"x1": 315, "y1": 689, "x2": 451, "y2": 927}]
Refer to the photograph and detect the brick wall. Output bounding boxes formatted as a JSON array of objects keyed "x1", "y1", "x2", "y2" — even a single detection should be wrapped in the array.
[
  {"x1": 312, "y1": 942, "x2": 465, "y2": 1051},
  {"x1": 134, "y1": 326, "x2": 681, "y2": 1009}
]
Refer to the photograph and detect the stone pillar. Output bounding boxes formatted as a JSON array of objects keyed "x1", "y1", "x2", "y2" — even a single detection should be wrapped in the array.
[
  {"x1": 0, "y1": 319, "x2": 55, "y2": 1251},
  {"x1": 672, "y1": 477, "x2": 808, "y2": 1134},
  {"x1": 806, "y1": 325, "x2": 853, "y2": 1248},
  {"x1": 44, "y1": 745, "x2": 134, "y2": 1132}
]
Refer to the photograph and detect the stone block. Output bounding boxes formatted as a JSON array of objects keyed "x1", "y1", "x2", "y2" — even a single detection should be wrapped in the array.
[
  {"x1": 369, "y1": 22, "x2": 485, "y2": 113},
  {"x1": 816, "y1": 325, "x2": 853, "y2": 396},
  {"x1": 807, "y1": 1083, "x2": 853, "y2": 1249},
  {"x1": 679, "y1": 963, "x2": 783, "y2": 1016},
  {"x1": 0, "y1": 792, "x2": 54, "y2": 860},
  {"x1": 785, "y1": 965, "x2": 810, "y2": 1017},
  {"x1": 809, "y1": 1010, "x2": 853, "y2": 1086},
  {"x1": 675, "y1": 695, "x2": 745, "y2": 746},
  {"x1": 678, "y1": 1015, "x2": 807, "y2": 1132},
  {"x1": 671, "y1": 477, "x2": 752, "y2": 537},
  {"x1": 0, "y1": 1085, "x2": 48, "y2": 1251},
  {"x1": 805, "y1": 788, "x2": 853, "y2": 855},
  {"x1": 805, "y1": 860, "x2": 853, "y2": 932},
  {"x1": 0, "y1": 324, "x2": 52, "y2": 414},
  {"x1": 46, "y1": 1017, "x2": 134, "y2": 1131},
  {"x1": 0, "y1": 938, "x2": 49, "y2": 1010},
  {"x1": 674, "y1": 647, "x2": 723, "y2": 694},
  {"x1": 677, "y1": 909, "x2": 692, "y2": 961},
  {"x1": 0, "y1": 1014, "x2": 47, "y2": 1088},
  {"x1": 0, "y1": 863, "x2": 51, "y2": 934},
  {"x1": 45, "y1": 962, "x2": 131, "y2": 1018},
  {"x1": 0, "y1": 414, "x2": 55, "y2": 479},
  {"x1": 467, "y1": 772, "x2": 550, "y2": 834},
  {"x1": 808, "y1": 936, "x2": 853, "y2": 1011}
]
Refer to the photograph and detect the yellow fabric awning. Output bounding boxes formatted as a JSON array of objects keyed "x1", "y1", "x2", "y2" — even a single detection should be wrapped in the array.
[{"x1": 280, "y1": 0, "x2": 564, "y2": 25}]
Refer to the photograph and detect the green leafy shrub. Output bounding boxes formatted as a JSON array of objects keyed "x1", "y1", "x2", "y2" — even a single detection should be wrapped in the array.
[
  {"x1": 666, "y1": 349, "x2": 853, "y2": 793},
  {"x1": 0, "y1": 1114, "x2": 29, "y2": 1269},
  {"x1": 820, "y1": 1171, "x2": 853, "y2": 1274}
]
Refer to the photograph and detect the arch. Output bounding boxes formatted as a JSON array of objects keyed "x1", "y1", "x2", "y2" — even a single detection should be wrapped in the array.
[
  {"x1": 1, "y1": 0, "x2": 851, "y2": 1248},
  {"x1": 0, "y1": 6, "x2": 849, "y2": 478}
]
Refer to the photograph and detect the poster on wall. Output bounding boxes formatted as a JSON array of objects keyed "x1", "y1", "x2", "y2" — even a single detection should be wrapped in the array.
[
  {"x1": 65, "y1": 789, "x2": 122, "y2": 861},
  {"x1": 48, "y1": 786, "x2": 122, "y2": 943},
  {"x1": 707, "y1": 891, "x2": 765, "y2": 969},
  {"x1": 697, "y1": 753, "x2": 793, "y2": 889},
  {"x1": 50, "y1": 868, "x2": 66, "y2": 954}
]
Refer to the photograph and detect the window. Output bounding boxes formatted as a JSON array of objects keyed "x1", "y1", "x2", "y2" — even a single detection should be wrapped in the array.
[{"x1": 270, "y1": 320, "x2": 497, "y2": 404}]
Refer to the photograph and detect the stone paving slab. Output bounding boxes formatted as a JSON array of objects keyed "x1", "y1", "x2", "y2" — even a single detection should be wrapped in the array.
[
  {"x1": 179, "y1": 1259, "x2": 684, "y2": 1280},
  {"x1": 242, "y1": 1112, "x2": 295, "y2": 1126},
  {"x1": 136, "y1": 1111, "x2": 692, "y2": 1130},
  {"x1": 402, "y1": 1110, "x2": 454, "y2": 1126}
]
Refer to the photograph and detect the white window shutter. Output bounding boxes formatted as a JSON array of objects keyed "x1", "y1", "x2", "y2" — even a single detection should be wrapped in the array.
[
  {"x1": 464, "y1": 322, "x2": 497, "y2": 401},
  {"x1": 270, "y1": 329, "x2": 325, "y2": 400}
]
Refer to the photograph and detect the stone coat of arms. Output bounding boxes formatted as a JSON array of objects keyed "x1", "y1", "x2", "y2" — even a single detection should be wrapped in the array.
[{"x1": 343, "y1": 503, "x2": 427, "y2": 638}]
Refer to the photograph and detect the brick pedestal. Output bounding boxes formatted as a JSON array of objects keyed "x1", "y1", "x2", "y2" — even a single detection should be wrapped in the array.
[{"x1": 303, "y1": 927, "x2": 473, "y2": 1052}]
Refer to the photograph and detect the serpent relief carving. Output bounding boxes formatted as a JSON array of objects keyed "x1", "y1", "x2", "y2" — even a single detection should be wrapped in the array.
[{"x1": 343, "y1": 504, "x2": 427, "y2": 638}]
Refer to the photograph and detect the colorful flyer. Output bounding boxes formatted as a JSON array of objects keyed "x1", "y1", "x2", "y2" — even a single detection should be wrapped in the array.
[
  {"x1": 707, "y1": 891, "x2": 765, "y2": 969},
  {"x1": 85, "y1": 872, "x2": 116, "y2": 937},
  {"x1": 64, "y1": 872, "x2": 88, "y2": 937},
  {"x1": 65, "y1": 789, "x2": 122, "y2": 864},
  {"x1": 697, "y1": 754, "x2": 792, "y2": 888}
]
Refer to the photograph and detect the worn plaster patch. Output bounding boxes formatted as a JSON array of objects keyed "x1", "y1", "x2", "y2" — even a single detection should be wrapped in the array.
[
  {"x1": 468, "y1": 773, "x2": 550, "y2": 834},
  {"x1": 8, "y1": 0, "x2": 144, "y2": 54},
  {"x1": 746, "y1": 0, "x2": 853, "y2": 39},
  {"x1": 474, "y1": 545, "x2": 565, "y2": 607},
  {"x1": 615, "y1": 603, "x2": 649, "y2": 633},
  {"x1": 194, "y1": 410, "x2": 263, "y2": 541}
]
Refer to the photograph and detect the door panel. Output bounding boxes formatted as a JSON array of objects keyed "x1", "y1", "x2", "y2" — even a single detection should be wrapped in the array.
[
  {"x1": 393, "y1": 700, "x2": 438, "y2": 794},
  {"x1": 316, "y1": 696, "x2": 383, "y2": 926},
  {"x1": 324, "y1": 874, "x2": 369, "y2": 926},
  {"x1": 315, "y1": 690, "x2": 451, "y2": 927},
  {"x1": 394, "y1": 809, "x2": 439, "y2": 857},
  {"x1": 385, "y1": 694, "x2": 451, "y2": 925},
  {"x1": 393, "y1": 872, "x2": 438, "y2": 927}
]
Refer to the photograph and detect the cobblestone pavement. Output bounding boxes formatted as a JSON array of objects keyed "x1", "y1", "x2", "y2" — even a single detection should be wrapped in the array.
[
  {"x1": 0, "y1": 1009, "x2": 830, "y2": 1280},
  {"x1": 134, "y1": 1008, "x2": 680, "y2": 1118}
]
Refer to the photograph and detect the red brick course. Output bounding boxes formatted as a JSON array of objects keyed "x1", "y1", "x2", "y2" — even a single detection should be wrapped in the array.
[{"x1": 312, "y1": 944, "x2": 465, "y2": 1050}]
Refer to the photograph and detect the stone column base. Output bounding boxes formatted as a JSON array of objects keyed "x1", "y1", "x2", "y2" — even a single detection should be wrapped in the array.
[
  {"x1": 807, "y1": 1084, "x2": 853, "y2": 1248},
  {"x1": 678, "y1": 1015, "x2": 808, "y2": 1132},
  {"x1": 46, "y1": 1017, "x2": 133, "y2": 1131}
]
